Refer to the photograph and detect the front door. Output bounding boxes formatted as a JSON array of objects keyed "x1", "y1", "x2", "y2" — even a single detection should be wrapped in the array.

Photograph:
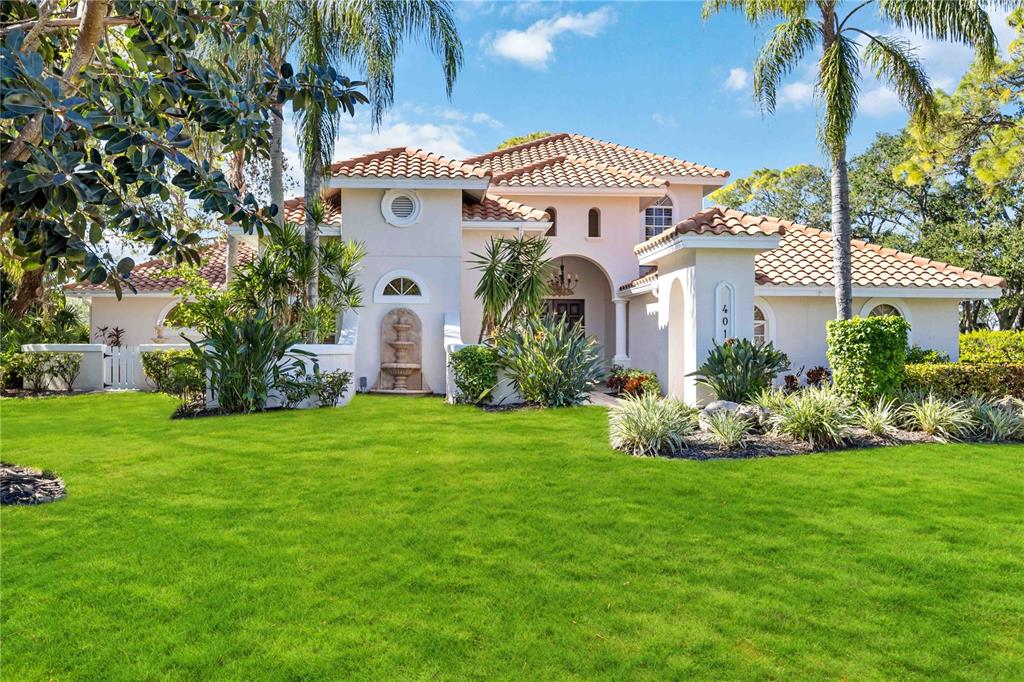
[{"x1": 546, "y1": 299, "x2": 585, "y2": 328}]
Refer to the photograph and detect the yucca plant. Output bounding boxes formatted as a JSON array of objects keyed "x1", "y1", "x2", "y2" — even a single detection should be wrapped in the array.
[
  {"x1": 704, "y1": 411, "x2": 751, "y2": 450},
  {"x1": 608, "y1": 393, "x2": 698, "y2": 456},
  {"x1": 470, "y1": 236, "x2": 551, "y2": 341},
  {"x1": 498, "y1": 315, "x2": 605, "y2": 407},
  {"x1": 188, "y1": 309, "x2": 311, "y2": 414},
  {"x1": 856, "y1": 397, "x2": 901, "y2": 439},
  {"x1": 692, "y1": 338, "x2": 790, "y2": 403},
  {"x1": 901, "y1": 394, "x2": 975, "y2": 442},
  {"x1": 771, "y1": 387, "x2": 852, "y2": 449}
]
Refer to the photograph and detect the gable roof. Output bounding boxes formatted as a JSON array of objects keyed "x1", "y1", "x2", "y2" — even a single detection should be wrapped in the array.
[
  {"x1": 491, "y1": 155, "x2": 667, "y2": 190},
  {"x1": 462, "y1": 194, "x2": 550, "y2": 222},
  {"x1": 620, "y1": 209, "x2": 1005, "y2": 293},
  {"x1": 65, "y1": 240, "x2": 255, "y2": 295},
  {"x1": 329, "y1": 146, "x2": 489, "y2": 181},
  {"x1": 465, "y1": 133, "x2": 729, "y2": 180}
]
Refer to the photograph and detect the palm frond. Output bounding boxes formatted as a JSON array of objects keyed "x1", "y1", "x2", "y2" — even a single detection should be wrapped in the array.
[
  {"x1": 702, "y1": 0, "x2": 809, "y2": 23},
  {"x1": 818, "y1": 34, "x2": 861, "y2": 153},
  {"x1": 753, "y1": 17, "x2": 819, "y2": 113},
  {"x1": 859, "y1": 32, "x2": 936, "y2": 126},
  {"x1": 877, "y1": 0, "x2": 998, "y2": 70}
]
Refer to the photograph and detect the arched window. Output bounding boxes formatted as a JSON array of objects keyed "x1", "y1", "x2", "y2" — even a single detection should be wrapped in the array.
[
  {"x1": 382, "y1": 277, "x2": 421, "y2": 297},
  {"x1": 545, "y1": 207, "x2": 557, "y2": 237},
  {"x1": 868, "y1": 303, "x2": 902, "y2": 318},
  {"x1": 644, "y1": 196, "x2": 673, "y2": 239},
  {"x1": 588, "y1": 208, "x2": 601, "y2": 238},
  {"x1": 373, "y1": 270, "x2": 429, "y2": 303},
  {"x1": 753, "y1": 305, "x2": 768, "y2": 346}
]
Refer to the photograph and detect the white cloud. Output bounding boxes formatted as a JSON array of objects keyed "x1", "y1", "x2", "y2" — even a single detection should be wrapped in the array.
[
  {"x1": 777, "y1": 80, "x2": 815, "y2": 109},
  {"x1": 859, "y1": 86, "x2": 902, "y2": 118},
  {"x1": 333, "y1": 118, "x2": 477, "y2": 160},
  {"x1": 723, "y1": 67, "x2": 750, "y2": 92},
  {"x1": 471, "y1": 112, "x2": 503, "y2": 128},
  {"x1": 651, "y1": 112, "x2": 677, "y2": 128},
  {"x1": 490, "y1": 6, "x2": 615, "y2": 70}
]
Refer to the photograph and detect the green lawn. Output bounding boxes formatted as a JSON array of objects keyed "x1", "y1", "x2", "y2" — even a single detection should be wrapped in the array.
[{"x1": 2, "y1": 393, "x2": 1022, "y2": 680}]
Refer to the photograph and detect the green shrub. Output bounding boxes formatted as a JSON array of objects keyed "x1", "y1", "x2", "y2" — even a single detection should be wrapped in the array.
[
  {"x1": 704, "y1": 411, "x2": 750, "y2": 449},
  {"x1": 905, "y1": 344, "x2": 950, "y2": 364},
  {"x1": 276, "y1": 372, "x2": 317, "y2": 409},
  {"x1": 17, "y1": 353, "x2": 51, "y2": 392},
  {"x1": 499, "y1": 315, "x2": 605, "y2": 408},
  {"x1": 826, "y1": 316, "x2": 910, "y2": 403},
  {"x1": 901, "y1": 395, "x2": 974, "y2": 442},
  {"x1": 608, "y1": 393, "x2": 697, "y2": 456},
  {"x1": 904, "y1": 363, "x2": 1024, "y2": 399},
  {"x1": 692, "y1": 338, "x2": 790, "y2": 403},
  {"x1": 855, "y1": 397, "x2": 900, "y2": 439},
  {"x1": 188, "y1": 310, "x2": 309, "y2": 414},
  {"x1": 449, "y1": 345, "x2": 499, "y2": 404},
  {"x1": 142, "y1": 349, "x2": 205, "y2": 408},
  {"x1": 313, "y1": 369, "x2": 352, "y2": 407},
  {"x1": 607, "y1": 366, "x2": 661, "y2": 397},
  {"x1": 47, "y1": 353, "x2": 82, "y2": 392},
  {"x1": 960, "y1": 330, "x2": 1024, "y2": 364},
  {"x1": 771, "y1": 387, "x2": 853, "y2": 448}
]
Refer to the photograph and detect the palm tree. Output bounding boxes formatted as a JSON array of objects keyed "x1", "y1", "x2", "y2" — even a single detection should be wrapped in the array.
[
  {"x1": 470, "y1": 236, "x2": 552, "y2": 341},
  {"x1": 293, "y1": 0, "x2": 463, "y2": 306},
  {"x1": 703, "y1": 0, "x2": 1004, "y2": 319}
]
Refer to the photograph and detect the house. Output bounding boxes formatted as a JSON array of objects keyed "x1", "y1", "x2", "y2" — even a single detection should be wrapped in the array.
[{"x1": 67, "y1": 133, "x2": 1004, "y2": 403}]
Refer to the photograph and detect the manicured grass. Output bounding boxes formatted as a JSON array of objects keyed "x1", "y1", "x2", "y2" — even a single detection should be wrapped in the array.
[{"x1": 2, "y1": 393, "x2": 1022, "y2": 680}]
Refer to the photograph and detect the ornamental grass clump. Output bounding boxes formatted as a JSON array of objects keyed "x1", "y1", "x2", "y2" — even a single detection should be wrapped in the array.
[
  {"x1": 752, "y1": 386, "x2": 788, "y2": 413},
  {"x1": 608, "y1": 393, "x2": 697, "y2": 457},
  {"x1": 901, "y1": 394, "x2": 974, "y2": 442},
  {"x1": 968, "y1": 401, "x2": 1024, "y2": 442},
  {"x1": 856, "y1": 397, "x2": 901, "y2": 439},
  {"x1": 771, "y1": 387, "x2": 853, "y2": 449},
  {"x1": 704, "y1": 411, "x2": 750, "y2": 450}
]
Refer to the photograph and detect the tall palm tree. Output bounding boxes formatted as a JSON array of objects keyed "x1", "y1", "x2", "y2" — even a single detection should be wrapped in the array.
[
  {"x1": 294, "y1": 0, "x2": 463, "y2": 306},
  {"x1": 703, "y1": 0, "x2": 1004, "y2": 319}
]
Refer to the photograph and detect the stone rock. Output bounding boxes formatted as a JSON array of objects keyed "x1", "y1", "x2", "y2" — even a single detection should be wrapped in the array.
[
  {"x1": 994, "y1": 395, "x2": 1024, "y2": 415},
  {"x1": 699, "y1": 400, "x2": 740, "y2": 431},
  {"x1": 1, "y1": 463, "x2": 66, "y2": 505},
  {"x1": 736, "y1": 404, "x2": 772, "y2": 433}
]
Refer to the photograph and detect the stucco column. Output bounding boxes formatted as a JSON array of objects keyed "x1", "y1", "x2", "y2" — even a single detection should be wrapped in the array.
[{"x1": 612, "y1": 297, "x2": 629, "y2": 367}]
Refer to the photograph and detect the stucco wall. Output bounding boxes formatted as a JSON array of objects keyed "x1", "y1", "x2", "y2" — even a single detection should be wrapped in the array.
[
  {"x1": 340, "y1": 187, "x2": 463, "y2": 393},
  {"x1": 85, "y1": 295, "x2": 182, "y2": 346}
]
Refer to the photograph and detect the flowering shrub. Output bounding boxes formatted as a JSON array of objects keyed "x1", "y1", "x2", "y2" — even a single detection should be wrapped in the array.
[{"x1": 607, "y1": 366, "x2": 661, "y2": 397}]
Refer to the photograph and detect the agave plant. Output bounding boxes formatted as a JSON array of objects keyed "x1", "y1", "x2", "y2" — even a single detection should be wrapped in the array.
[
  {"x1": 498, "y1": 314, "x2": 605, "y2": 408},
  {"x1": 692, "y1": 338, "x2": 790, "y2": 403}
]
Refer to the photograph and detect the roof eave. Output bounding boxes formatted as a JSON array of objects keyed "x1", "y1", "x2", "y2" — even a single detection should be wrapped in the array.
[
  {"x1": 493, "y1": 186, "x2": 665, "y2": 197},
  {"x1": 326, "y1": 177, "x2": 490, "y2": 191},
  {"x1": 755, "y1": 284, "x2": 1003, "y2": 300}
]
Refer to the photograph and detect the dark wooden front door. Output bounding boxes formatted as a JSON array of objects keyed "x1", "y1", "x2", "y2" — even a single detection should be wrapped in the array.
[{"x1": 546, "y1": 299, "x2": 585, "y2": 328}]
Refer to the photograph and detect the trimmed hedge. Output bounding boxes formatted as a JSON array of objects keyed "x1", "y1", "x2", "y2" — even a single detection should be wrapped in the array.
[
  {"x1": 449, "y1": 345, "x2": 499, "y2": 404},
  {"x1": 904, "y1": 363, "x2": 1024, "y2": 399},
  {"x1": 960, "y1": 330, "x2": 1024, "y2": 364},
  {"x1": 141, "y1": 350, "x2": 204, "y2": 403},
  {"x1": 826, "y1": 316, "x2": 910, "y2": 403}
]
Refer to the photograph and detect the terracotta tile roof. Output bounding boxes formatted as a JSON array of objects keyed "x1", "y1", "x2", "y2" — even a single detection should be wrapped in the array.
[
  {"x1": 621, "y1": 209, "x2": 1005, "y2": 292},
  {"x1": 465, "y1": 133, "x2": 729, "y2": 179},
  {"x1": 492, "y1": 155, "x2": 667, "y2": 190},
  {"x1": 282, "y1": 195, "x2": 343, "y2": 226},
  {"x1": 757, "y1": 224, "x2": 1006, "y2": 289},
  {"x1": 330, "y1": 146, "x2": 489, "y2": 181},
  {"x1": 65, "y1": 240, "x2": 255, "y2": 294},
  {"x1": 633, "y1": 207, "x2": 787, "y2": 256},
  {"x1": 463, "y1": 194, "x2": 550, "y2": 222}
]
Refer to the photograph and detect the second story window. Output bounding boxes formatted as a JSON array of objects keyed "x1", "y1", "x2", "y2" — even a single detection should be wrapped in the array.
[
  {"x1": 545, "y1": 207, "x2": 557, "y2": 237},
  {"x1": 644, "y1": 196, "x2": 673, "y2": 239},
  {"x1": 588, "y1": 208, "x2": 601, "y2": 238}
]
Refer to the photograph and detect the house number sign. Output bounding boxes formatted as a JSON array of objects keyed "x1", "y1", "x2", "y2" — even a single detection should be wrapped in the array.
[{"x1": 714, "y1": 281, "x2": 736, "y2": 341}]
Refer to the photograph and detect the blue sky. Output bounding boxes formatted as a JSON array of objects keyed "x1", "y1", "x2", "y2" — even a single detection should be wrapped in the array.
[{"x1": 280, "y1": 1, "x2": 1015, "y2": 183}]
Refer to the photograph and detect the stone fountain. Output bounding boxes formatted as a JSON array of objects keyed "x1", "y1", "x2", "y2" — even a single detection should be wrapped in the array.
[{"x1": 374, "y1": 308, "x2": 430, "y2": 394}]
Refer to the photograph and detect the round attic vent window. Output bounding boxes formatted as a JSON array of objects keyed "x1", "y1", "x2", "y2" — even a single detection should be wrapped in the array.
[{"x1": 381, "y1": 189, "x2": 421, "y2": 227}]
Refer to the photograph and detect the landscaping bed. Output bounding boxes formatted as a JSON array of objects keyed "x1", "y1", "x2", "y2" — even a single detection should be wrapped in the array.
[{"x1": 666, "y1": 426, "x2": 935, "y2": 460}]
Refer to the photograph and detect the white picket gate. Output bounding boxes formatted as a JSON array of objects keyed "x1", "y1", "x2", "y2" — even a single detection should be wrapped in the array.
[{"x1": 105, "y1": 346, "x2": 144, "y2": 390}]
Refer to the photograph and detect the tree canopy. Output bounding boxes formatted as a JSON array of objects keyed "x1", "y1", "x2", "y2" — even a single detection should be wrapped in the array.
[{"x1": 497, "y1": 131, "x2": 553, "y2": 149}]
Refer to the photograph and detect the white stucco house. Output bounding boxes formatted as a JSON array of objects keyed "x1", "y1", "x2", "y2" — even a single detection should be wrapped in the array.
[{"x1": 67, "y1": 133, "x2": 1004, "y2": 403}]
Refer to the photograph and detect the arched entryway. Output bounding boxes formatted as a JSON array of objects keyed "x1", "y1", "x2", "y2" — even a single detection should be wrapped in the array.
[
  {"x1": 544, "y1": 255, "x2": 615, "y2": 360},
  {"x1": 667, "y1": 277, "x2": 686, "y2": 398}
]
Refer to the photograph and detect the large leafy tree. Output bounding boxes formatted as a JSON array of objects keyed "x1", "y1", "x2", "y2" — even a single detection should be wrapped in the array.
[
  {"x1": 708, "y1": 164, "x2": 830, "y2": 229},
  {"x1": 0, "y1": 0, "x2": 364, "y2": 317},
  {"x1": 703, "y1": 0, "x2": 1004, "y2": 320}
]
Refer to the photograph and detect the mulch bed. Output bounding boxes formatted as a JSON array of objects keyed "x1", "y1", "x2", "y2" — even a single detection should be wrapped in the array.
[
  {"x1": 1, "y1": 463, "x2": 67, "y2": 505},
  {"x1": 665, "y1": 428, "x2": 980, "y2": 461}
]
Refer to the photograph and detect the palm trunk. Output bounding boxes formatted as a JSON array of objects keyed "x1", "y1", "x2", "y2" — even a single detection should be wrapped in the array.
[
  {"x1": 303, "y1": 161, "x2": 321, "y2": 314},
  {"x1": 270, "y1": 103, "x2": 285, "y2": 229},
  {"x1": 830, "y1": 145, "x2": 854, "y2": 320}
]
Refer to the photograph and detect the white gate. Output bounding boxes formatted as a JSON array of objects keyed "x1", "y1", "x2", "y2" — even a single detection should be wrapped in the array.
[{"x1": 105, "y1": 346, "x2": 144, "y2": 390}]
